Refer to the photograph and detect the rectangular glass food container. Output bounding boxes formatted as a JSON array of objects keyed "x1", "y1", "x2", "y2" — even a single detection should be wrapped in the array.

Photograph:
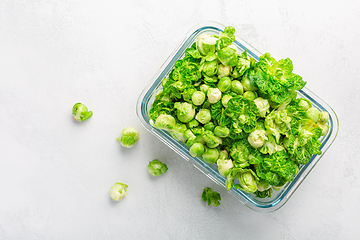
[{"x1": 136, "y1": 21, "x2": 339, "y2": 212}]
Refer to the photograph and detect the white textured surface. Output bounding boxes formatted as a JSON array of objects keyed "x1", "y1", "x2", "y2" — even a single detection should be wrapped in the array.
[{"x1": 0, "y1": 0, "x2": 359, "y2": 239}]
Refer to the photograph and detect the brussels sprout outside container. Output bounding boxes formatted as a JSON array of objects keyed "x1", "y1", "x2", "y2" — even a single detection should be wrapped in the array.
[{"x1": 136, "y1": 21, "x2": 339, "y2": 212}]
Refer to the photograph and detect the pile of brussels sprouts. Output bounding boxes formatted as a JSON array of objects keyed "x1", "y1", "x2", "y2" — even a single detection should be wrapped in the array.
[{"x1": 149, "y1": 26, "x2": 329, "y2": 198}]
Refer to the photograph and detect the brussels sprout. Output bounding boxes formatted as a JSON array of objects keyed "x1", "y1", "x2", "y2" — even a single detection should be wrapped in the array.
[
  {"x1": 189, "y1": 142, "x2": 205, "y2": 157},
  {"x1": 306, "y1": 107, "x2": 320, "y2": 123},
  {"x1": 196, "y1": 34, "x2": 217, "y2": 55},
  {"x1": 298, "y1": 98, "x2": 311, "y2": 111},
  {"x1": 248, "y1": 129, "x2": 268, "y2": 148},
  {"x1": 237, "y1": 171, "x2": 257, "y2": 193},
  {"x1": 204, "y1": 122, "x2": 215, "y2": 131},
  {"x1": 109, "y1": 182, "x2": 128, "y2": 201},
  {"x1": 217, "y1": 77, "x2": 232, "y2": 93},
  {"x1": 219, "y1": 149, "x2": 229, "y2": 160},
  {"x1": 221, "y1": 94, "x2": 233, "y2": 108},
  {"x1": 148, "y1": 159, "x2": 168, "y2": 176},
  {"x1": 256, "y1": 179, "x2": 272, "y2": 192},
  {"x1": 317, "y1": 122, "x2": 329, "y2": 136},
  {"x1": 231, "y1": 67, "x2": 240, "y2": 79},
  {"x1": 203, "y1": 130, "x2": 222, "y2": 148},
  {"x1": 195, "y1": 109, "x2": 212, "y2": 124},
  {"x1": 153, "y1": 114, "x2": 176, "y2": 131},
  {"x1": 117, "y1": 127, "x2": 140, "y2": 148},
  {"x1": 230, "y1": 80, "x2": 244, "y2": 95},
  {"x1": 217, "y1": 159, "x2": 234, "y2": 177},
  {"x1": 187, "y1": 119, "x2": 199, "y2": 129},
  {"x1": 72, "y1": 103, "x2": 93, "y2": 122},
  {"x1": 214, "y1": 126, "x2": 230, "y2": 138},
  {"x1": 243, "y1": 91, "x2": 257, "y2": 101},
  {"x1": 201, "y1": 60, "x2": 218, "y2": 77},
  {"x1": 207, "y1": 88, "x2": 222, "y2": 103},
  {"x1": 319, "y1": 111, "x2": 329, "y2": 123},
  {"x1": 254, "y1": 97, "x2": 270, "y2": 117},
  {"x1": 192, "y1": 91, "x2": 206, "y2": 106},
  {"x1": 202, "y1": 147, "x2": 220, "y2": 164},
  {"x1": 170, "y1": 123, "x2": 188, "y2": 142},
  {"x1": 200, "y1": 84, "x2": 210, "y2": 94},
  {"x1": 184, "y1": 129, "x2": 196, "y2": 147},
  {"x1": 241, "y1": 76, "x2": 258, "y2": 91},
  {"x1": 217, "y1": 64, "x2": 232, "y2": 79},
  {"x1": 155, "y1": 90, "x2": 171, "y2": 105},
  {"x1": 174, "y1": 102, "x2": 195, "y2": 123},
  {"x1": 202, "y1": 187, "x2": 221, "y2": 207}
]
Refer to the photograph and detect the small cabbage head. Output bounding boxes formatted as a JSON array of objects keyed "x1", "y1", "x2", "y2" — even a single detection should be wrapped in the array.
[
  {"x1": 214, "y1": 126, "x2": 230, "y2": 138},
  {"x1": 243, "y1": 91, "x2": 257, "y2": 101},
  {"x1": 217, "y1": 77, "x2": 232, "y2": 93},
  {"x1": 217, "y1": 64, "x2": 232, "y2": 79},
  {"x1": 109, "y1": 182, "x2": 128, "y2": 201},
  {"x1": 195, "y1": 109, "x2": 211, "y2": 124},
  {"x1": 231, "y1": 80, "x2": 244, "y2": 95},
  {"x1": 207, "y1": 88, "x2": 222, "y2": 103},
  {"x1": 248, "y1": 129, "x2": 268, "y2": 148},
  {"x1": 152, "y1": 114, "x2": 176, "y2": 131},
  {"x1": 236, "y1": 171, "x2": 258, "y2": 193},
  {"x1": 189, "y1": 142, "x2": 205, "y2": 157},
  {"x1": 221, "y1": 94, "x2": 233, "y2": 108},
  {"x1": 306, "y1": 107, "x2": 320, "y2": 123},
  {"x1": 148, "y1": 159, "x2": 168, "y2": 176},
  {"x1": 217, "y1": 159, "x2": 234, "y2": 177},
  {"x1": 254, "y1": 97, "x2": 270, "y2": 117},
  {"x1": 202, "y1": 147, "x2": 219, "y2": 164},
  {"x1": 174, "y1": 102, "x2": 195, "y2": 123},
  {"x1": 319, "y1": 111, "x2": 329, "y2": 123},
  {"x1": 196, "y1": 34, "x2": 217, "y2": 55},
  {"x1": 192, "y1": 91, "x2": 206, "y2": 106},
  {"x1": 72, "y1": 103, "x2": 93, "y2": 122},
  {"x1": 170, "y1": 123, "x2": 188, "y2": 142},
  {"x1": 201, "y1": 187, "x2": 221, "y2": 207},
  {"x1": 117, "y1": 127, "x2": 140, "y2": 148}
]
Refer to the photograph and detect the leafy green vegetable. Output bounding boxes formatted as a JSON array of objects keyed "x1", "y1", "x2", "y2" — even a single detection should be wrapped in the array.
[
  {"x1": 109, "y1": 182, "x2": 128, "y2": 201},
  {"x1": 201, "y1": 187, "x2": 221, "y2": 207},
  {"x1": 117, "y1": 127, "x2": 140, "y2": 148},
  {"x1": 148, "y1": 159, "x2": 168, "y2": 176},
  {"x1": 72, "y1": 103, "x2": 93, "y2": 122}
]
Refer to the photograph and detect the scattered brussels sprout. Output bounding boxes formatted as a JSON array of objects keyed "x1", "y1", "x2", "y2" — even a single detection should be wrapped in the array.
[
  {"x1": 221, "y1": 94, "x2": 233, "y2": 108},
  {"x1": 214, "y1": 126, "x2": 230, "y2": 138},
  {"x1": 306, "y1": 107, "x2": 320, "y2": 123},
  {"x1": 219, "y1": 150, "x2": 229, "y2": 160},
  {"x1": 298, "y1": 98, "x2": 311, "y2": 111},
  {"x1": 200, "y1": 84, "x2": 210, "y2": 94},
  {"x1": 184, "y1": 129, "x2": 196, "y2": 147},
  {"x1": 243, "y1": 91, "x2": 257, "y2": 101},
  {"x1": 201, "y1": 60, "x2": 218, "y2": 77},
  {"x1": 174, "y1": 102, "x2": 195, "y2": 123},
  {"x1": 204, "y1": 122, "x2": 215, "y2": 131},
  {"x1": 231, "y1": 80, "x2": 244, "y2": 95},
  {"x1": 241, "y1": 76, "x2": 258, "y2": 91},
  {"x1": 217, "y1": 64, "x2": 232, "y2": 79},
  {"x1": 192, "y1": 91, "x2": 206, "y2": 106},
  {"x1": 207, "y1": 88, "x2": 222, "y2": 103},
  {"x1": 237, "y1": 171, "x2": 258, "y2": 193},
  {"x1": 254, "y1": 97, "x2": 270, "y2": 118},
  {"x1": 152, "y1": 114, "x2": 176, "y2": 131},
  {"x1": 109, "y1": 182, "x2": 128, "y2": 201},
  {"x1": 202, "y1": 187, "x2": 221, "y2": 207},
  {"x1": 72, "y1": 103, "x2": 93, "y2": 122},
  {"x1": 202, "y1": 147, "x2": 219, "y2": 164},
  {"x1": 187, "y1": 119, "x2": 199, "y2": 129},
  {"x1": 217, "y1": 159, "x2": 234, "y2": 177},
  {"x1": 195, "y1": 109, "x2": 211, "y2": 124},
  {"x1": 190, "y1": 142, "x2": 205, "y2": 157},
  {"x1": 217, "y1": 77, "x2": 232, "y2": 93},
  {"x1": 248, "y1": 129, "x2": 268, "y2": 148},
  {"x1": 196, "y1": 34, "x2": 217, "y2": 55},
  {"x1": 148, "y1": 159, "x2": 168, "y2": 176},
  {"x1": 319, "y1": 111, "x2": 329, "y2": 123},
  {"x1": 117, "y1": 127, "x2": 140, "y2": 148},
  {"x1": 317, "y1": 122, "x2": 329, "y2": 136},
  {"x1": 203, "y1": 130, "x2": 222, "y2": 148}
]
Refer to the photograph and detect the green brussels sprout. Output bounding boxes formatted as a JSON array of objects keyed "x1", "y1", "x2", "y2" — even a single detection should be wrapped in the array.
[
  {"x1": 201, "y1": 60, "x2": 218, "y2": 77},
  {"x1": 109, "y1": 182, "x2": 128, "y2": 201},
  {"x1": 187, "y1": 119, "x2": 199, "y2": 129},
  {"x1": 184, "y1": 129, "x2": 197, "y2": 147},
  {"x1": 148, "y1": 159, "x2": 168, "y2": 176},
  {"x1": 202, "y1": 187, "x2": 221, "y2": 207},
  {"x1": 306, "y1": 107, "x2": 320, "y2": 123},
  {"x1": 248, "y1": 129, "x2": 268, "y2": 148},
  {"x1": 254, "y1": 97, "x2": 270, "y2": 117},
  {"x1": 72, "y1": 103, "x2": 93, "y2": 122},
  {"x1": 243, "y1": 91, "x2": 257, "y2": 101},
  {"x1": 298, "y1": 98, "x2": 311, "y2": 111},
  {"x1": 319, "y1": 111, "x2": 329, "y2": 123},
  {"x1": 231, "y1": 67, "x2": 240, "y2": 79},
  {"x1": 217, "y1": 77, "x2": 232, "y2": 93},
  {"x1": 155, "y1": 90, "x2": 171, "y2": 105},
  {"x1": 192, "y1": 91, "x2": 206, "y2": 106},
  {"x1": 203, "y1": 130, "x2": 222, "y2": 148},
  {"x1": 219, "y1": 150, "x2": 229, "y2": 160},
  {"x1": 202, "y1": 147, "x2": 220, "y2": 164},
  {"x1": 200, "y1": 84, "x2": 210, "y2": 94},
  {"x1": 221, "y1": 94, "x2": 233, "y2": 108},
  {"x1": 217, "y1": 159, "x2": 234, "y2": 177},
  {"x1": 217, "y1": 64, "x2": 232, "y2": 79},
  {"x1": 207, "y1": 88, "x2": 222, "y2": 103},
  {"x1": 170, "y1": 123, "x2": 188, "y2": 142},
  {"x1": 237, "y1": 171, "x2": 257, "y2": 193},
  {"x1": 117, "y1": 127, "x2": 140, "y2": 148},
  {"x1": 204, "y1": 122, "x2": 215, "y2": 131},
  {"x1": 189, "y1": 142, "x2": 205, "y2": 157},
  {"x1": 256, "y1": 179, "x2": 272, "y2": 192},
  {"x1": 195, "y1": 109, "x2": 211, "y2": 124},
  {"x1": 196, "y1": 34, "x2": 217, "y2": 55},
  {"x1": 214, "y1": 126, "x2": 230, "y2": 138},
  {"x1": 241, "y1": 76, "x2": 258, "y2": 91},
  {"x1": 174, "y1": 102, "x2": 195, "y2": 123},
  {"x1": 317, "y1": 122, "x2": 329, "y2": 136},
  {"x1": 231, "y1": 80, "x2": 244, "y2": 95},
  {"x1": 152, "y1": 114, "x2": 176, "y2": 131}
]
